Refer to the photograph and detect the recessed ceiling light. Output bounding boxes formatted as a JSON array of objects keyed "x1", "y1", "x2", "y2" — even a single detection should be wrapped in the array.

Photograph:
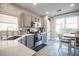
[
  {"x1": 33, "y1": 3, "x2": 37, "y2": 6},
  {"x1": 70, "y1": 4, "x2": 74, "y2": 7},
  {"x1": 46, "y1": 12, "x2": 48, "y2": 15}
]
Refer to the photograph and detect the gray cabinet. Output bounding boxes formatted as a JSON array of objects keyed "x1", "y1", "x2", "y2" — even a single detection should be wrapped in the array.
[
  {"x1": 18, "y1": 37, "x2": 27, "y2": 46},
  {"x1": 18, "y1": 35, "x2": 34, "y2": 48},
  {"x1": 41, "y1": 33, "x2": 47, "y2": 44},
  {"x1": 26, "y1": 35, "x2": 34, "y2": 48}
]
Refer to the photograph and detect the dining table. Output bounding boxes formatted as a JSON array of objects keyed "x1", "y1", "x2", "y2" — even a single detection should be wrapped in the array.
[{"x1": 64, "y1": 34, "x2": 75, "y2": 38}]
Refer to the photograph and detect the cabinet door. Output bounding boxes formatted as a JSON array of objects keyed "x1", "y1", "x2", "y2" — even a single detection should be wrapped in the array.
[
  {"x1": 24, "y1": 15, "x2": 31, "y2": 27},
  {"x1": 27, "y1": 35, "x2": 34, "y2": 48},
  {"x1": 18, "y1": 39, "x2": 22, "y2": 43},
  {"x1": 22, "y1": 37, "x2": 27, "y2": 46},
  {"x1": 18, "y1": 37, "x2": 27, "y2": 46},
  {"x1": 42, "y1": 33, "x2": 47, "y2": 43}
]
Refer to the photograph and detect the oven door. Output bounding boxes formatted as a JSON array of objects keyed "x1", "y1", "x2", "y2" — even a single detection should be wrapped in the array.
[
  {"x1": 35, "y1": 40, "x2": 43, "y2": 47},
  {"x1": 34, "y1": 34, "x2": 43, "y2": 47}
]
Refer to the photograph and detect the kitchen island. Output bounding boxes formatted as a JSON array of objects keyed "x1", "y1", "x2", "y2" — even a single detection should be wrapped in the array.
[
  {"x1": 0, "y1": 34, "x2": 36, "y2": 56},
  {"x1": 0, "y1": 42, "x2": 36, "y2": 56}
]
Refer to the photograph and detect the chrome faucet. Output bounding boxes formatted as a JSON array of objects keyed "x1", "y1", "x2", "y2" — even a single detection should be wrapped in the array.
[{"x1": 6, "y1": 26, "x2": 14, "y2": 38}]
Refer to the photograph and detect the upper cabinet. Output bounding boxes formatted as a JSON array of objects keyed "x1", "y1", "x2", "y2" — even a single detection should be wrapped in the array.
[
  {"x1": 20, "y1": 13, "x2": 42, "y2": 28},
  {"x1": 24, "y1": 14, "x2": 31, "y2": 27},
  {"x1": 19, "y1": 13, "x2": 31, "y2": 28}
]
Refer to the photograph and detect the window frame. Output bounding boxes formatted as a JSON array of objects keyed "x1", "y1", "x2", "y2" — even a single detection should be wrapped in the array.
[{"x1": 0, "y1": 13, "x2": 18, "y2": 31}]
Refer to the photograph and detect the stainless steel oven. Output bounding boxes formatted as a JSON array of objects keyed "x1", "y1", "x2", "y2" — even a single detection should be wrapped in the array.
[{"x1": 34, "y1": 33, "x2": 43, "y2": 47}]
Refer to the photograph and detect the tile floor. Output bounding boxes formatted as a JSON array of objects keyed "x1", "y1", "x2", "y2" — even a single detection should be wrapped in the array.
[{"x1": 34, "y1": 40, "x2": 79, "y2": 56}]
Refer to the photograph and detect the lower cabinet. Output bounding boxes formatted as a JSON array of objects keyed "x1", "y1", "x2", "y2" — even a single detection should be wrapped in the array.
[
  {"x1": 18, "y1": 35, "x2": 34, "y2": 49},
  {"x1": 26, "y1": 35, "x2": 34, "y2": 48},
  {"x1": 42, "y1": 33, "x2": 47, "y2": 44},
  {"x1": 18, "y1": 37, "x2": 27, "y2": 46}
]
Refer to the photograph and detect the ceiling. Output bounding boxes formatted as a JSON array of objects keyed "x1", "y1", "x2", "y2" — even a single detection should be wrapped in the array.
[{"x1": 15, "y1": 3, "x2": 79, "y2": 17}]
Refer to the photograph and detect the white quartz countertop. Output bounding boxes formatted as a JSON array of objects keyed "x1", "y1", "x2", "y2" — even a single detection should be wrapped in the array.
[
  {"x1": 0, "y1": 34, "x2": 36, "y2": 56},
  {"x1": 0, "y1": 42, "x2": 36, "y2": 56}
]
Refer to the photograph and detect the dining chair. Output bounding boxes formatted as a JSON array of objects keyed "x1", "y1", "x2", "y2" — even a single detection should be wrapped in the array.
[
  {"x1": 58, "y1": 34, "x2": 71, "y2": 55},
  {"x1": 71, "y1": 37, "x2": 79, "y2": 56}
]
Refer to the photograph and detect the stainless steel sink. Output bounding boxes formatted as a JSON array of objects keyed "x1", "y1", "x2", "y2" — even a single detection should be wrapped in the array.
[{"x1": 5, "y1": 36, "x2": 21, "y2": 40}]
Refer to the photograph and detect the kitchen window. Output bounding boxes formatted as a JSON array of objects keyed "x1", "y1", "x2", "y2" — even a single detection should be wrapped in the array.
[
  {"x1": 0, "y1": 14, "x2": 18, "y2": 31},
  {"x1": 66, "y1": 16, "x2": 77, "y2": 29},
  {"x1": 56, "y1": 16, "x2": 78, "y2": 34}
]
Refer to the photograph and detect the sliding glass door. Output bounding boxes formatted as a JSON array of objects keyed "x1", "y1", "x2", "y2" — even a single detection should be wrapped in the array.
[
  {"x1": 66, "y1": 16, "x2": 77, "y2": 30},
  {"x1": 56, "y1": 16, "x2": 78, "y2": 39},
  {"x1": 56, "y1": 18, "x2": 65, "y2": 35}
]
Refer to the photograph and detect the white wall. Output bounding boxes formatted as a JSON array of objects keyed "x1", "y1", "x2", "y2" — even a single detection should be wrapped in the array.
[
  {"x1": 50, "y1": 18, "x2": 56, "y2": 40},
  {"x1": 41, "y1": 15, "x2": 50, "y2": 41},
  {"x1": 47, "y1": 17, "x2": 50, "y2": 41}
]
